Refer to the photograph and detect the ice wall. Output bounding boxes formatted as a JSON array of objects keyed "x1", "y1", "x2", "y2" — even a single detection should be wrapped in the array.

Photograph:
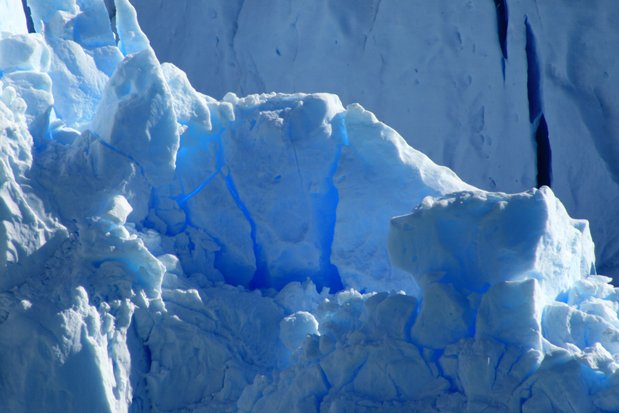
[
  {"x1": 129, "y1": 0, "x2": 619, "y2": 279},
  {"x1": 0, "y1": 0, "x2": 28, "y2": 34},
  {"x1": 1, "y1": 1, "x2": 619, "y2": 412}
]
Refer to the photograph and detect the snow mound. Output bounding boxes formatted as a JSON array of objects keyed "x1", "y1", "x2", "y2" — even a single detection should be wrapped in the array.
[{"x1": 1, "y1": 1, "x2": 619, "y2": 412}]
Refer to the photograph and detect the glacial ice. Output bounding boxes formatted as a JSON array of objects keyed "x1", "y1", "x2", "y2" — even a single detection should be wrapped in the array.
[
  {"x1": 389, "y1": 189, "x2": 595, "y2": 300},
  {"x1": 129, "y1": 0, "x2": 619, "y2": 280},
  {"x1": 1, "y1": 1, "x2": 619, "y2": 412},
  {"x1": 0, "y1": 0, "x2": 27, "y2": 34}
]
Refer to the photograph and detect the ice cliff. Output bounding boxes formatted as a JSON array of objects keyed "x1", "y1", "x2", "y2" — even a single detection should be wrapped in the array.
[
  {"x1": 129, "y1": 0, "x2": 619, "y2": 279},
  {"x1": 1, "y1": 1, "x2": 619, "y2": 412}
]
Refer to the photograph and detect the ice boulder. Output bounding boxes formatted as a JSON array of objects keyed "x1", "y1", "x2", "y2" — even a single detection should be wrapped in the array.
[
  {"x1": 389, "y1": 187, "x2": 596, "y2": 301},
  {"x1": 101, "y1": 194, "x2": 132, "y2": 225},
  {"x1": 279, "y1": 311, "x2": 319, "y2": 351}
]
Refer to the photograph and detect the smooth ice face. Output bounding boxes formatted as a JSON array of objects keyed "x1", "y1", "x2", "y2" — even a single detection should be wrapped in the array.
[
  {"x1": 332, "y1": 103, "x2": 474, "y2": 294},
  {"x1": 0, "y1": 0, "x2": 28, "y2": 34},
  {"x1": 389, "y1": 187, "x2": 596, "y2": 300}
]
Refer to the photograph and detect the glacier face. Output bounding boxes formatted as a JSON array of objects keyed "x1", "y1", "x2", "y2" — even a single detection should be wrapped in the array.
[
  {"x1": 129, "y1": 0, "x2": 619, "y2": 279},
  {"x1": 2, "y1": 1, "x2": 619, "y2": 412}
]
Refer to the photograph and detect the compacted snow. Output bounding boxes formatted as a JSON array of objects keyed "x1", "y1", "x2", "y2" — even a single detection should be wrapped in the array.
[{"x1": 1, "y1": 1, "x2": 619, "y2": 412}]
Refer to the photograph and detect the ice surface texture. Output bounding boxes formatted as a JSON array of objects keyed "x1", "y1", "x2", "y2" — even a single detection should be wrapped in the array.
[
  {"x1": 130, "y1": 0, "x2": 619, "y2": 280},
  {"x1": 1, "y1": 1, "x2": 619, "y2": 412}
]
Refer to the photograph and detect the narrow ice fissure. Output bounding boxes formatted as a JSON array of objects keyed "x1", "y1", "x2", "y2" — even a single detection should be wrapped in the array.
[
  {"x1": 224, "y1": 171, "x2": 268, "y2": 290},
  {"x1": 315, "y1": 366, "x2": 332, "y2": 409},
  {"x1": 312, "y1": 142, "x2": 345, "y2": 293},
  {"x1": 229, "y1": 0, "x2": 247, "y2": 79},
  {"x1": 403, "y1": 306, "x2": 417, "y2": 344},
  {"x1": 103, "y1": 0, "x2": 119, "y2": 42},
  {"x1": 367, "y1": 0, "x2": 383, "y2": 40},
  {"x1": 169, "y1": 126, "x2": 268, "y2": 288},
  {"x1": 535, "y1": 115, "x2": 552, "y2": 188},
  {"x1": 308, "y1": 113, "x2": 351, "y2": 293},
  {"x1": 334, "y1": 113, "x2": 350, "y2": 146},
  {"x1": 490, "y1": 349, "x2": 505, "y2": 388},
  {"x1": 176, "y1": 168, "x2": 221, "y2": 205},
  {"x1": 174, "y1": 129, "x2": 225, "y2": 225},
  {"x1": 493, "y1": 0, "x2": 508, "y2": 61},
  {"x1": 525, "y1": 20, "x2": 541, "y2": 123},
  {"x1": 525, "y1": 19, "x2": 552, "y2": 188},
  {"x1": 127, "y1": 317, "x2": 153, "y2": 413},
  {"x1": 195, "y1": 127, "x2": 269, "y2": 290},
  {"x1": 21, "y1": 0, "x2": 35, "y2": 33},
  {"x1": 95, "y1": 137, "x2": 148, "y2": 179}
]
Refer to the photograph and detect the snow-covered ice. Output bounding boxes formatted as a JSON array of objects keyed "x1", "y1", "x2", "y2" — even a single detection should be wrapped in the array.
[{"x1": 1, "y1": 1, "x2": 619, "y2": 412}]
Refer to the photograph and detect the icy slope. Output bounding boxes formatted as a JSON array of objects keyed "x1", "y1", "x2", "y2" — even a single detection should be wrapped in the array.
[
  {"x1": 1, "y1": 1, "x2": 619, "y2": 412},
  {"x1": 129, "y1": 0, "x2": 619, "y2": 279}
]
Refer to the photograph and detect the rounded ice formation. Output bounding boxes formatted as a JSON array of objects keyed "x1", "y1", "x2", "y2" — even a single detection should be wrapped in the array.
[
  {"x1": 102, "y1": 194, "x2": 133, "y2": 225},
  {"x1": 389, "y1": 187, "x2": 596, "y2": 300},
  {"x1": 279, "y1": 311, "x2": 320, "y2": 351},
  {"x1": 2, "y1": 1, "x2": 619, "y2": 413}
]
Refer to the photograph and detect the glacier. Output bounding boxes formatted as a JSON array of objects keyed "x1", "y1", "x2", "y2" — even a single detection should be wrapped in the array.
[
  {"x1": 1, "y1": 1, "x2": 619, "y2": 412},
  {"x1": 129, "y1": 0, "x2": 619, "y2": 280}
]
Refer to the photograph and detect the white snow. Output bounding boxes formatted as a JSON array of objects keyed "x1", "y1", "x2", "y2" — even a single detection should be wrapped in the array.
[{"x1": 1, "y1": 1, "x2": 619, "y2": 412}]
